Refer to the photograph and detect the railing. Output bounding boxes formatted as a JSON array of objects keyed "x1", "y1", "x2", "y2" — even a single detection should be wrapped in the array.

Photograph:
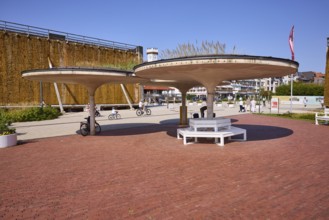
[{"x1": 0, "y1": 20, "x2": 138, "y2": 51}]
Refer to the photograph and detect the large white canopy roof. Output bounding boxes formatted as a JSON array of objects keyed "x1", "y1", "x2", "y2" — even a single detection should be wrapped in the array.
[
  {"x1": 22, "y1": 67, "x2": 148, "y2": 90},
  {"x1": 134, "y1": 55, "x2": 299, "y2": 88}
]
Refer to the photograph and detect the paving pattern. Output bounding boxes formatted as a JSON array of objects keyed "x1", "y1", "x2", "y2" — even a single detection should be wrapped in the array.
[{"x1": 1, "y1": 114, "x2": 328, "y2": 219}]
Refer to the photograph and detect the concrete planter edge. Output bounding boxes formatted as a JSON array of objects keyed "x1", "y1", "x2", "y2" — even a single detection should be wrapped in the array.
[{"x1": 0, "y1": 133, "x2": 17, "y2": 148}]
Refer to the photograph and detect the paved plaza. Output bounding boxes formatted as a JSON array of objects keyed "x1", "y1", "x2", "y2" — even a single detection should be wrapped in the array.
[
  {"x1": 12, "y1": 103, "x2": 323, "y2": 141},
  {"x1": 0, "y1": 104, "x2": 328, "y2": 219}
]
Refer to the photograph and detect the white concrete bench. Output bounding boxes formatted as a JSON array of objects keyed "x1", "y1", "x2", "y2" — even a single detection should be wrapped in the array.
[
  {"x1": 177, "y1": 126, "x2": 247, "y2": 146},
  {"x1": 315, "y1": 108, "x2": 329, "y2": 125},
  {"x1": 189, "y1": 117, "x2": 232, "y2": 143}
]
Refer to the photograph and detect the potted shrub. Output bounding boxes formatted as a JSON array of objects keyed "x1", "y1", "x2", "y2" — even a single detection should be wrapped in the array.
[
  {"x1": 0, "y1": 119, "x2": 17, "y2": 148},
  {"x1": 227, "y1": 101, "x2": 235, "y2": 108},
  {"x1": 215, "y1": 100, "x2": 223, "y2": 107},
  {"x1": 187, "y1": 100, "x2": 194, "y2": 106}
]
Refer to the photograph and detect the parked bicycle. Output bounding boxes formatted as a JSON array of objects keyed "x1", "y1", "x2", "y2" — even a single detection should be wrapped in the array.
[
  {"x1": 80, "y1": 116, "x2": 101, "y2": 136},
  {"x1": 136, "y1": 107, "x2": 151, "y2": 116},
  {"x1": 95, "y1": 107, "x2": 101, "y2": 117}
]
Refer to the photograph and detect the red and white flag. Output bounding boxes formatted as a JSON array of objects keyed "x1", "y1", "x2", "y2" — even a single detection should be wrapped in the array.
[{"x1": 289, "y1": 25, "x2": 294, "y2": 60}]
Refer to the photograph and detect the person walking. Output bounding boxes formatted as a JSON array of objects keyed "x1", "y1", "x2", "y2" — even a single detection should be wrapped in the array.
[{"x1": 262, "y1": 97, "x2": 266, "y2": 107}]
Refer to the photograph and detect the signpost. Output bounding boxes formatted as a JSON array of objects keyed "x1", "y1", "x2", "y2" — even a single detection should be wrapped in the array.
[{"x1": 271, "y1": 97, "x2": 279, "y2": 114}]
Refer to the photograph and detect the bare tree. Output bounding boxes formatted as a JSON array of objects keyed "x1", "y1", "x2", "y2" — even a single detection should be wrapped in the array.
[{"x1": 160, "y1": 40, "x2": 227, "y2": 59}]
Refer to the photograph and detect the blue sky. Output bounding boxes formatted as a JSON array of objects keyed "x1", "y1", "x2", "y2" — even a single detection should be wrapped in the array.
[{"x1": 1, "y1": 0, "x2": 328, "y2": 72}]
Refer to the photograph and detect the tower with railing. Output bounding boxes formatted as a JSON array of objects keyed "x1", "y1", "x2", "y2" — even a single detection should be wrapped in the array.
[{"x1": 146, "y1": 48, "x2": 158, "y2": 62}]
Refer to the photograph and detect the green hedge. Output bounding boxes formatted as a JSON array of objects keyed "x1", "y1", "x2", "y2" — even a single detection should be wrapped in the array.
[
  {"x1": 276, "y1": 83, "x2": 324, "y2": 96},
  {"x1": 0, "y1": 107, "x2": 62, "y2": 122},
  {"x1": 260, "y1": 112, "x2": 315, "y2": 121}
]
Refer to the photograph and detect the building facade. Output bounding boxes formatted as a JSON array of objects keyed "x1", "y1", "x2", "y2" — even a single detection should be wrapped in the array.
[{"x1": 0, "y1": 20, "x2": 143, "y2": 107}]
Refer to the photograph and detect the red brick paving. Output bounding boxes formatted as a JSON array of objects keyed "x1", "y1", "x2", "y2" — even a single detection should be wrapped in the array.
[{"x1": 0, "y1": 114, "x2": 329, "y2": 219}]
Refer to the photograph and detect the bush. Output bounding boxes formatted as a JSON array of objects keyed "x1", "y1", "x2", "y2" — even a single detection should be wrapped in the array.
[
  {"x1": 0, "y1": 107, "x2": 61, "y2": 123},
  {"x1": 186, "y1": 94, "x2": 196, "y2": 101},
  {"x1": 0, "y1": 116, "x2": 15, "y2": 135}
]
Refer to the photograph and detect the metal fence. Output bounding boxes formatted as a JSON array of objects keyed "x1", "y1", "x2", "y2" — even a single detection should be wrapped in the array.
[{"x1": 0, "y1": 20, "x2": 138, "y2": 51}]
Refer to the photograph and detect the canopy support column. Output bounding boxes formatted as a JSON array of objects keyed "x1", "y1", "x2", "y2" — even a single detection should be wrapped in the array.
[
  {"x1": 180, "y1": 89, "x2": 188, "y2": 125},
  {"x1": 206, "y1": 87, "x2": 215, "y2": 119},
  {"x1": 88, "y1": 87, "x2": 97, "y2": 135}
]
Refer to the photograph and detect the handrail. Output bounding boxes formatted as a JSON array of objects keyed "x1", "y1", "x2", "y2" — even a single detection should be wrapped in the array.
[{"x1": 0, "y1": 20, "x2": 138, "y2": 51}]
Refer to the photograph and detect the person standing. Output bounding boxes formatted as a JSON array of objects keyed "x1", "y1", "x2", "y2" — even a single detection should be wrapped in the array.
[
  {"x1": 320, "y1": 98, "x2": 324, "y2": 108},
  {"x1": 262, "y1": 97, "x2": 266, "y2": 107},
  {"x1": 245, "y1": 98, "x2": 251, "y2": 112},
  {"x1": 239, "y1": 98, "x2": 245, "y2": 112},
  {"x1": 86, "y1": 103, "x2": 90, "y2": 112},
  {"x1": 303, "y1": 97, "x2": 308, "y2": 107},
  {"x1": 200, "y1": 106, "x2": 207, "y2": 118},
  {"x1": 251, "y1": 99, "x2": 256, "y2": 113}
]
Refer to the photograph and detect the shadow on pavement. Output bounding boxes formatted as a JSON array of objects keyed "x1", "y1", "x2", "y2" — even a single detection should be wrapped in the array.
[
  {"x1": 76, "y1": 123, "x2": 166, "y2": 136},
  {"x1": 231, "y1": 124, "x2": 293, "y2": 141},
  {"x1": 77, "y1": 116, "x2": 293, "y2": 143}
]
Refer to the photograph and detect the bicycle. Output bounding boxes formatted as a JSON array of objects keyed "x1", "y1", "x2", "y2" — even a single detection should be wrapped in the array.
[
  {"x1": 108, "y1": 111, "x2": 121, "y2": 120},
  {"x1": 80, "y1": 116, "x2": 101, "y2": 136},
  {"x1": 136, "y1": 107, "x2": 151, "y2": 116},
  {"x1": 95, "y1": 107, "x2": 101, "y2": 117}
]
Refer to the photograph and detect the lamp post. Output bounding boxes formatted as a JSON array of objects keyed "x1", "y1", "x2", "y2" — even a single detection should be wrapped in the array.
[{"x1": 39, "y1": 81, "x2": 43, "y2": 107}]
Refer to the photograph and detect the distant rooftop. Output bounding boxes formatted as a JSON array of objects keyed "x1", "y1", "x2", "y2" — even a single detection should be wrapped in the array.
[{"x1": 0, "y1": 20, "x2": 139, "y2": 51}]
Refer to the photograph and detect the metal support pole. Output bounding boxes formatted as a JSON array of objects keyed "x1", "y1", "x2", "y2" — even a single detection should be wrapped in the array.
[
  {"x1": 39, "y1": 81, "x2": 43, "y2": 107},
  {"x1": 120, "y1": 84, "x2": 133, "y2": 110},
  {"x1": 54, "y1": 83, "x2": 64, "y2": 113},
  {"x1": 48, "y1": 57, "x2": 64, "y2": 112}
]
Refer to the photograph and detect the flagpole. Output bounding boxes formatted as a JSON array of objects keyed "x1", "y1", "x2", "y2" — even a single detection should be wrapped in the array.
[
  {"x1": 290, "y1": 74, "x2": 293, "y2": 113},
  {"x1": 289, "y1": 25, "x2": 295, "y2": 113}
]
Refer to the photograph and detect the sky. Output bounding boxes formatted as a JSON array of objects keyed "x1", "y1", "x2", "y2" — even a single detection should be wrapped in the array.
[{"x1": 1, "y1": 0, "x2": 328, "y2": 73}]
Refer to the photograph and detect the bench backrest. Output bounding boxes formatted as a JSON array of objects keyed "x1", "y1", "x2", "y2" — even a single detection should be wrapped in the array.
[
  {"x1": 189, "y1": 118, "x2": 231, "y2": 130},
  {"x1": 215, "y1": 118, "x2": 231, "y2": 129}
]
